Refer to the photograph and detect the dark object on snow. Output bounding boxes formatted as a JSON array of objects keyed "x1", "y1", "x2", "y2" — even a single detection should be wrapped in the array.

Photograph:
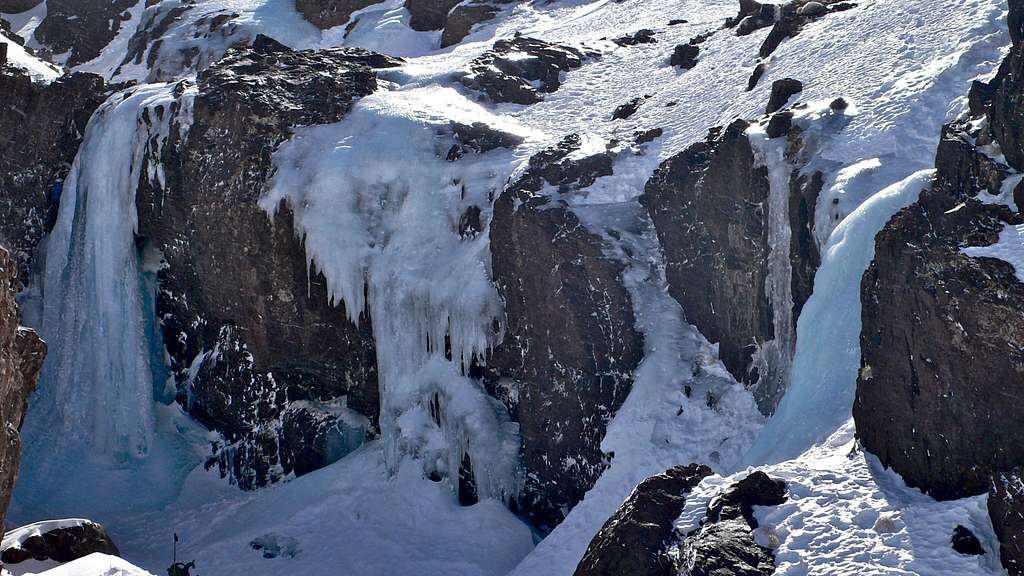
[
  {"x1": 613, "y1": 29, "x2": 657, "y2": 46},
  {"x1": 459, "y1": 36, "x2": 593, "y2": 104},
  {"x1": 671, "y1": 43, "x2": 700, "y2": 69},
  {"x1": 679, "y1": 471, "x2": 787, "y2": 576},
  {"x1": 573, "y1": 464, "x2": 712, "y2": 576},
  {"x1": 707, "y1": 471, "x2": 788, "y2": 528},
  {"x1": 951, "y1": 525, "x2": 985, "y2": 556},
  {"x1": 748, "y1": 62, "x2": 766, "y2": 91},
  {"x1": 612, "y1": 97, "x2": 644, "y2": 120},
  {"x1": 167, "y1": 561, "x2": 195, "y2": 576},
  {"x1": 634, "y1": 128, "x2": 663, "y2": 145},
  {"x1": 830, "y1": 97, "x2": 849, "y2": 110},
  {"x1": 766, "y1": 78, "x2": 803, "y2": 114},
  {"x1": 1, "y1": 521, "x2": 119, "y2": 565}
]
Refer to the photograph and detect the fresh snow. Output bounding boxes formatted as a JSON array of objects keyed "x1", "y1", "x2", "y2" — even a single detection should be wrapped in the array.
[{"x1": 6, "y1": 553, "x2": 156, "y2": 576}]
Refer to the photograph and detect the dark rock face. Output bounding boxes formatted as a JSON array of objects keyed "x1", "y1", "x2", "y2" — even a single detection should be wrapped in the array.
[
  {"x1": 440, "y1": 1, "x2": 508, "y2": 48},
  {"x1": 642, "y1": 118, "x2": 822, "y2": 413},
  {"x1": 683, "y1": 520, "x2": 776, "y2": 576},
  {"x1": 34, "y1": 0, "x2": 138, "y2": 66},
  {"x1": 0, "y1": 247, "x2": 45, "y2": 530},
  {"x1": 487, "y1": 134, "x2": 643, "y2": 531},
  {"x1": 951, "y1": 525, "x2": 985, "y2": 556},
  {"x1": 856, "y1": 5, "x2": 1024, "y2": 510},
  {"x1": 573, "y1": 464, "x2": 713, "y2": 576},
  {"x1": 766, "y1": 78, "x2": 803, "y2": 114},
  {"x1": 296, "y1": 0, "x2": 383, "y2": 29},
  {"x1": 405, "y1": 0, "x2": 462, "y2": 31},
  {"x1": 678, "y1": 472, "x2": 786, "y2": 576},
  {"x1": 459, "y1": 36, "x2": 593, "y2": 105},
  {"x1": 0, "y1": 521, "x2": 118, "y2": 565},
  {"x1": 135, "y1": 36, "x2": 401, "y2": 489},
  {"x1": 642, "y1": 121, "x2": 772, "y2": 398},
  {"x1": 0, "y1": 70, "x2": 107, "y2": 283},
  {"x1": 705, "y1": 471, "x2": 787, "y2": 528},
  {"x1": 990, "y1": 468, "x2": 1024, "y2": 575},
  {"x1": 857, "y1": 187, "x2": 1024, "y2": 500}
]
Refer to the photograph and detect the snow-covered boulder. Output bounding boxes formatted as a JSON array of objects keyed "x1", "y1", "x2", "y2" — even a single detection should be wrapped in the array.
[{"x1": 0, "y1": 520, "x2": 117, "y2": 565}]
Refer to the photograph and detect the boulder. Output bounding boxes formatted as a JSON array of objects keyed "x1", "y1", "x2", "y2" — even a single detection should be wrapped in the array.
[
  {"x1": 459, "y1": 36, "x2": 593, "y2": 104},
  {"x1": 405, "y1": 0, "x2": 461, "y2": 31},
  {"x1": 487, "y1": 134, "x2": 643, "y2": 531},
  {"x1": 671, "y1": 43, "x2": 700, "y2": 69},
  {"x1": 295, "y1": 0, "x2": 383, "y2": 29},
  {"x1": 441, "y1": 1, "x2": 502, "y2": 47},
  {"x1": 682, "y1": 519, "x2": 777, "y2": 576},
  {"x1": 766, "y1": 78, "x2": 803, "y2": 114},
  {"x1": 573, "y1": 464, "x2": 713, "y2": 576},
  {"x1": 1, "y1": 520, "x2": 117, "y2": 565},
  {"x1": 612, "y1": 97, "x2": 644, "y2": 120},
  {"x1": 612, "y1": 29, "x2": 657, "y2": 46},
  {"x1": 677, "y1": 472, "x2": 787, "y2": 576}
]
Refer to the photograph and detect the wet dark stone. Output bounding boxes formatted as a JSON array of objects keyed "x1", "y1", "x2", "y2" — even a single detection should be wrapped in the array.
[{"x1": 573, "y1": 464, "x2": 713, "y2": 576}]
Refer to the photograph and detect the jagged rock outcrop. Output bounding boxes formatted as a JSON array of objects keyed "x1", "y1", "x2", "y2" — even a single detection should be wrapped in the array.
[
  {"x1": 136, "y1": 35, "x2": 401, "y2": 489},
  {"x1": 459, "y1": 36, "x2": 594, "y2": 105},
  {"x1": 0, "y1": 69, "x2": 107, "y2": 283},
  {"x1": 487, "y1": 134, "x2": 644, "y2": 531},
  {"x1": 33, "y1": 0, "x2": 138, "y2": 66},
  {"x1": 857, "y1": 187, "x2": 1024, "y2": 499},
  {"x1": 766, "y1": 78, "x2": 803, "y2": 114},
  {"x1": 0, "y1": 247, "x2": 45, "y2": 529},
  {"x1": 856, "y1": 5, "x2": 1024, "y2": 572},
  {"x1": 0, "y1": 520, "x2": 118, "y2": 565},
  {"x1": 641, "y1": 115, "x2": 823, "y2": 413},
  {"x1": 990, "y1": 469, "x2": 1024, "y2": 574},
  {"x1": 573, "y1": 464, "x2": 712, "y2": 576},
  {"x1": 296, "y1": 0, "x2": 382, "y2": 29},
  {"x1": 677, "y1": 472, "x2": 786, "y2": 576}
]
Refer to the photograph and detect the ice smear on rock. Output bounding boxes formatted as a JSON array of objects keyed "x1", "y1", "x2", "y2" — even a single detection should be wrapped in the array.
[
  {"x1": 12, "y1": 82, "x2": 206, "y2": 522},
  {"x1": 261, "y1": 85, "x2": 542, "y2": 502}
]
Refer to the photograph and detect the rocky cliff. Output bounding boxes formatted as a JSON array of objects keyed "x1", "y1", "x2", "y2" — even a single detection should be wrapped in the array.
[
  {"x1": 856, "y1": 1, "x2": 1024, "y2": 571},
  {"x1": 0, "y1": 246, "x2": 45, "y2": 529},
  {"x1": 135, "y1": 35, "x2": 399, "y2": 488}
]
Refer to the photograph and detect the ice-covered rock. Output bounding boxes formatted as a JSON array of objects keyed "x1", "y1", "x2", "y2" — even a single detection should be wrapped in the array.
[{"x1": 1, "y1": 519, "x2": 118, "y2": 565}]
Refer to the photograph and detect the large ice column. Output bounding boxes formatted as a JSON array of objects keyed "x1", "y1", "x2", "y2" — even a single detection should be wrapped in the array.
[
  {"x1": 262, "y1": 85, "x2": 541, "y2": 502},
  {"x1": 14, "y1": 82, "x2": 199, "y2": 520}
]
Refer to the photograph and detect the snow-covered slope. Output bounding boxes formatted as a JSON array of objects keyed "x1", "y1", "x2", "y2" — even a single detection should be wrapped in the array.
[{"x1": 0, "y1": 0, "x2": 1017, "y2": 574}]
